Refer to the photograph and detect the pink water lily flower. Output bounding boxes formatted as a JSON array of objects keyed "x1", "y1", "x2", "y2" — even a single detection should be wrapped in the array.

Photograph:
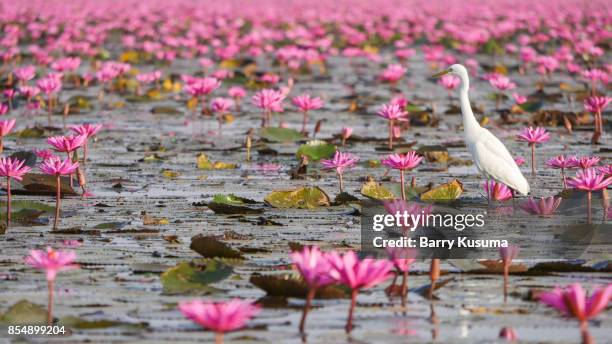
[
  {"x1": 341, "y1": 127, "x2": 353, "y2": 146},
  {"x1": 539, "y1": 283, "x2": 612, "y2": 328},
  {"x1": 14, "y1": 65, "x2": 36, "y2": 82},
  {"x1": 382, "y1": 151, "x2": 423, "y2": 200},
  {"x1": 37, "y1": 76, "x2": 62, "y2": 126},
  {"x1": 567, "y1": 169, "x2": 612, "y2": 223},
  {"x1": 327, "y1": 250, "x2": 393, "y2": 332},
  {"x1": 228, "y1": 86, "x2": 246, "y2": 111},
  {"x1": 483, "y1": 180, "x2": 513, "y2": 202},
  {"x1": 438, "y1": 74, "x2": 460, "y2": 91},
  {"x1": 320, "y1": 150, "x2": 359, "y2": 193},
  {"x1": 47, "y1": 135, "x2": 86, "y2": 153},
  {"x1": 0, "y1": 119, "x2": 16, "y2": 153},
  {"x1": 520, "y1": 197, "x2": 562, "y2": 216},
  {"x1": 379, "y1": 64, "x2": 406, "y2": 85},
  {"x1": 517, "y1": 126, "x2": 549, "y2": 175},
  {"x1": 39, "y1": 157, "x2": 79, "y2": 230},
  {"x1": 290, "y1": 246, "x2": 333, "y2": 333},
  {"x1": 546, "y1": 155, "x2": 575, "y2": 188},
  {"x1": 600, "y1": 164, "x2": 612, "y2": 177},
  {"x1": 178, "y1": 299, "x2": 260, "y2": 343},
  {"x1": 383, "y1": 199, "x2": 433, "y2": 231},
  {"x1": 292, "y1": 94, "x2": 323, "y2": 133},
  {"x1": 499, "y1": 327, "x2": 518, "y2": 341},
  {"x1": 568, "y1": 156, "x2": 600, "y2": 171},
  {"x1": 377, "y1": 103, "x2": 408, "y2": 150},
  {"x1": 0, "y1": 157, "x2": 32, "y2": 229},
  {"x1": 489, "y1": 75, "x2": 516, "y2": 91},
  {"x1": 25, "y1": 247, "x2": 78, "y2": 325},
  {"x1": 70, "y1": 124, "x2": 102, "y2": 164},
  {"x1": 512, "y1": 93, "x2": 527, "y2": 105},
  {"x1": 584, "y1": 96, "x2": 610, "y2": 144},
  {"x1": 252, "y1": 89, "x2": 285, "y2": 127}
]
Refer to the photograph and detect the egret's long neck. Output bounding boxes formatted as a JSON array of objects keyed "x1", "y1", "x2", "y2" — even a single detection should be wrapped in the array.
[{"x1": 458, "y1": 75, "x2": 480, "y2": 134}]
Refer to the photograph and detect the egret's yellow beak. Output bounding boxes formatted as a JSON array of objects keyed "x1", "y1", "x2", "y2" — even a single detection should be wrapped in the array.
[{"x1": 431, "y1": 69, "x2": 449, "y2": 78}]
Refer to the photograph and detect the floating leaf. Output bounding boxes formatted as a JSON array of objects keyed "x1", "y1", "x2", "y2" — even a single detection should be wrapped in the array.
[
  {"x1": 0, "y1": 300, "x2": 47, "y2": 325},
  {"x1": 334, "y1": 192, "x2": 360, "y2": 205},
  {"x1": 250, "y1": 274, "x2": 349, "y2": 299},
  {"x1": 196, "y1": 153, "x2": 238, "y2": 170},
  {"x1": 161, "y1": 170, "x2": 180, "y2": 179},
  {"x1": 0, "y1": 200, "x2": 54, "y2": 222},
  {"x1": 12, "y1": 126, "x2": 46, "y2": 138},
  {"x1": 361, "y1": 179, "x2": 395, "y2": 200},
  {"x1": 518, "y1": 101, "x2": 543, "y2": 113},
  {"x1": 143, "y1": 215, "x2": 169, "y2": 225},
  {"x1": 13, "y1": 174, "x2": 77, "y2": 196},
  {"x1": 160, "y1": 260, "x2": 232, "y2": 295},
  {"x1": 151, "y1": 106, "x2": 182, "y2": 115},
  {"x1": 296, "y1": 140, "x2": 336, "y2": 161},
  {"x1": 93, "y1": 221, "x2": 129, "y2": 230},
  {"x1": 190, "y1": 234, "x2": 244, "y2": 259},
  {"x1": 207, "y1": 194, "x2": 263, "y2": 214},
  {"x1": 212, "y1": 194, "x2": 257, "y2": 205},
  {"x1": 420, "y1": 179, "x2": 463, "y2": 201},
  {"x1": 9, "y1": 151, "x2": 37, "y2": 168},
  {"x1": 417, "y1": 145, "x2": 449, "y2": 163},
  {"x1": 66, "y1": 95, "x2": 93, "y2": 112},
  {"x1": 259, "y1": 127, "x2": 304, "y2": 142},
  {"x1": 58, "y1": 316, "x2": 146, "y2": 330},
  {"x1": 264, "y1": 187, "x2": 331, "y2": 209}
]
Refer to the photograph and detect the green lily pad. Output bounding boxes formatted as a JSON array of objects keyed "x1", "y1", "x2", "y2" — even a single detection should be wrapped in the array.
[
  {"x1": 296, "y1": 140, "x2": 336, "y2": 161},
  {"x1": 12, "y1": 126, "x2": 46, "y2": 139},
  {"x1": 190, "y1": 234, "x2": 244, "y2": 259},
  {"x1": 0, "y1": 300, "x2": 47, "y2": 325},
  {"x1": 264, "y1": 187, "x2": 331, "y2": 209},
  {"x1": 160, "y1": 260, "x2": 233, "y2": 295},
  {"x1": 9, "y1": 151, "x2": 37, "y2": 168},
  {"x1": 334, "y1": 192, "x2": 360, "y2": 205},
  {"x1": 196, "y1": 153, "x2": 237, "y2": 170},
  {"x1": 93, "y1": 222, "x2": 129, "y2": 230},
  {"x1": 360, "y1": 179, "x2": 395, "y2": 200},
  {"x1": 212, "y1": 194, "x2": 257, "y2": 205},
  {"x1": 13, "y1": 174, "x2": 77, "y2": 196},
  {"x1": 416, "y1": 145, "x2": 449, "y2": 163},
  {"x1": 58, "y1": 316, "x2": 146, "y2": 330},
  {"x1": 420, "y1": 179, "x2": 464, "y2": 201},
  {"x1": 0, "y1": 200, "x2": 55, "y2": 222},
  {"x1": 259, "y1": 127, "x2": 304, "y2": 142},
  {"x1": 250, "y1": 274, "x2": 349, "y2": 299},
  {"x1": 150, "y1": 106, "x2": 182, "y2": 115},
  {"x1": 67, "y1": 95, "x2": 93, "y2": 112},
  {"x1": 519, "y1": 101, "x2": 544, "y2": 113}
]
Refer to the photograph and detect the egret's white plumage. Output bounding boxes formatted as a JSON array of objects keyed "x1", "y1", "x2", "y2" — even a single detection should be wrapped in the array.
[{"x1": 438, "y1": 64, "x2": 530, "y2": 195}]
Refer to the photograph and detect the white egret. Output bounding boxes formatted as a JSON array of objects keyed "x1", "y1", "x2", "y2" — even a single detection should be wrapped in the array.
[{"x1": 432, "y1": 64, "x2": 530, "y2": 198}]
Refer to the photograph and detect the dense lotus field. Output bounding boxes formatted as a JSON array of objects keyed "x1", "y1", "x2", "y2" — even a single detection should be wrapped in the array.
[{"x1": 0, "y1": 0, "x2": 610, "y2": 343}]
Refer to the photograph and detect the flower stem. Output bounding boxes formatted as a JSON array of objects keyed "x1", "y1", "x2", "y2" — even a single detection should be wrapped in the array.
[
  {"x1": 531, "y1": 144, "x2": 536, "y2": 175},
  {"x1": 388, "y1": 120, "x2": 394, "y2": 150},
  {"x1": 503, "y1": 263, "x2": 509, "y2": 302},
  {"x1": 47, "y1": 95, "x2": 53, "y2": 127},
  {"x1": 338, "y1": 172, "x2": 344, "y2": 193},
  {"x1": 587, "y1": 191, "x2": 592, "y2": 224},
  {"x1": 299, "y1": 288, "x2": 316, "y2": 333},
  {"x1": 6, "y1": 177, "x2": 10, "y2": 229},
  {"x1": 47, "y1": 279, "x2": 54, "y2": 325},
  {"x1": 345, "y1": 289, "x2": 358, "y2": 333},
  {"x1": 561, "y1": 168, "x2": 567, "y2": 189},
  {"x1": 0, "y1": 136, "x2": 3, "y2": 154},
  {"x1": 54, "y1": 175, "x2": 61, "y2": 230},
  {"x1": 214, "y1": 332, "x2": 223, "y2": 344},
  {"x1": 400, "y1": 170, "x2": 406, "y2": 201},
  {"x1": 302, "y1": 111, "x2": 308, "y2": 134},
  {"x1": 429, "y1": 259, "x2": 440, "y2": 299},
  {"x1": 401, "y1": 270, "x2": 409, "y2": 305}
]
